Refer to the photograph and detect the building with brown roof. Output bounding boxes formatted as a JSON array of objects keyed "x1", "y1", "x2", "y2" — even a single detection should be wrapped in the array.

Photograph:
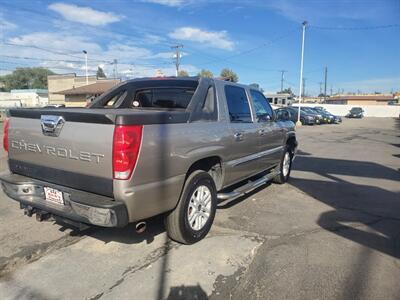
[
  {"x1": 47, "y1": 73, "x2": 120, "y2": 106},
  {"x1": 324, "y1": 94, "x2": 395, "y2": 105},
  {"x1": 56, "y1": 80, "x2": 120, "y2": 107}
]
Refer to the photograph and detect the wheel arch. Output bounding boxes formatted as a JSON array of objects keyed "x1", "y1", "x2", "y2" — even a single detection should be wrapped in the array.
[{"x1": 185, "y1": 156, "x2": 223, "y2": 190}]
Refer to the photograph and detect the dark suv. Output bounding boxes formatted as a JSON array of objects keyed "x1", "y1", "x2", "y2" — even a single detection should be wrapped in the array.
[{"x1": 346, "y1": 107, "x2": 364, "y2": 118}]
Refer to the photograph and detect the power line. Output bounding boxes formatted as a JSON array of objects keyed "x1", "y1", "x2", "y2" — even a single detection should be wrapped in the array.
[
  {"x1": 2, "y1": 42, "x2": 109, "y2": 63},
  {"x1": 0, "y1": 54, "x2": 85, "y2": 64},
  {"x1": 310, "y1": 24, "x2": 400, "y2": 31},
  {"x1": 196, "y1": 27, "x2": 299, "y2": 67}
]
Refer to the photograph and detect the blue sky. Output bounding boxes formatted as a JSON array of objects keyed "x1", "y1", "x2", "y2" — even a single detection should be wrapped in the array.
[{"x1": 0, "y1": 0, "x2": 399, "y2": 95}]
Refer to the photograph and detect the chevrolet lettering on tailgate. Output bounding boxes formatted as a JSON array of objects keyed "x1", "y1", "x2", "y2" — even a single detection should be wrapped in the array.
[{"x1": 10, "y1": 140, "x2": 105, "y2": 163}]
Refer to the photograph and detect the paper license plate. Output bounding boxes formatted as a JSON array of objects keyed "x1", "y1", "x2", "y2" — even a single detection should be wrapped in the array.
[{"x1": 44, "y1": 187, "x2": 64, "y2": 205}]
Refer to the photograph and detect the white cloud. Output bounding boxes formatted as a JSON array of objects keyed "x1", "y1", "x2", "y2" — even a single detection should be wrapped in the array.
[
  {"x1": 169, "y1": 27, "x2": 234, "y2": 50},
  {"x1": 9, "y1": 32, "x2": 102, "y2": 53},
  {"x1": 143, "y1": 34, "x2": 166, "y2": 44},
  {"x1": 103, "y1": 43, "x2": 153, "y2": 60},
  {"x1": 2, "y1": 31, "x2": 186, "y2": 78},
  {"x1": 143, "y1": 0, "x2": 187, "y2": 7},
  {"x1": 117, "y1": 63, "x2": 199, "y2": 79},
  {"x1": 48, "y1": 3, "x2": 122, "y2": 26}
]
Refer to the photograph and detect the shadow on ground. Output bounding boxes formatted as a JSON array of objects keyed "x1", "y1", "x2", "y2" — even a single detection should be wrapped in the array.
[
  {"x1": 290, "y1": 153, "x2": 400, "y2": 259},
  {"x1": 166, "y1": 284, "x2": 208, "y2": 300}
]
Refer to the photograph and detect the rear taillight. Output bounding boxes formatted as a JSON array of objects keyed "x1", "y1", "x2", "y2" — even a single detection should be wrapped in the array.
[
  {"x1": 112, "y1": 125, "x2": 143, "y2": 180},
  {"x1": 3, "y1": 118, "x2": 9, "y2": 152}
]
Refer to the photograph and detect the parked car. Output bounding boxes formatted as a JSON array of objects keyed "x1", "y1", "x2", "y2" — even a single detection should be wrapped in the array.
[
  {"x1": 313, "y1": 107, "x2": 342, "y2": 124},
  {"x1": 346, "y1": 107, "x2": 364, "y2": 118},
  {"x1": 297, "y1": 107, "x2": 324, "y2": 124},
  {"x1": 1, "y1": 77, "x2": 297, "y2": 244},
  {"x1": 275, "y1": 106, "x2": 316, "y2": 125}
]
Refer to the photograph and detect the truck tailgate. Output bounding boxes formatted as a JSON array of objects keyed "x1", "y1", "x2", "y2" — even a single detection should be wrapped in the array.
[{"x1": 8, "y1": 115, "x2": 114, "y2": 196}]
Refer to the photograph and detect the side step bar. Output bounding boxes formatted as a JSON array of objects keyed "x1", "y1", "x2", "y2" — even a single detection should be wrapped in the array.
[{"x1": 217, "y1": 170, "x2": 280, "y2": 201}]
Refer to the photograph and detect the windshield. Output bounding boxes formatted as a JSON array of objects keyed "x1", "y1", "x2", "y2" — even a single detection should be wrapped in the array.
[{"x1": 350, "y1": 107, "x2": 362, "y2": 112}]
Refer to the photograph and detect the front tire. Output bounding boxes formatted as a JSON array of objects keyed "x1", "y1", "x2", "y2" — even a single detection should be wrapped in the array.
[
  {"x1": 165, "y1": 170, "x2": 217, "y2": 244},
  {"x1": 273, "y1": 147, "x2": 293, "y2": 184}
]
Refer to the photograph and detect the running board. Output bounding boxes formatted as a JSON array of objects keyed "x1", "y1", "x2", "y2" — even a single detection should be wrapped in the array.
[{"x1": 217, "y1": 170, "x2": 280, "y2": 201}]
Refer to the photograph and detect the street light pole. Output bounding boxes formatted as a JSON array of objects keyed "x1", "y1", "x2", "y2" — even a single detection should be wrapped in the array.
[
  {"x1": 297, "y1": 21, "x2": 307, "y2": 127},
  {"x1": 83, "y1": 50, "x2": 88, "y2": 85}
]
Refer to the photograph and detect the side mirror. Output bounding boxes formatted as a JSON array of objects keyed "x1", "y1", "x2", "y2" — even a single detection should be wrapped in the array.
[{"x1": 257, "y1": 114, "x2": 273, "y2": 122}]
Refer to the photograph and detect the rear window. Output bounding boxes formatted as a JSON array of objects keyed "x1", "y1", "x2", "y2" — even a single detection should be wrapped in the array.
[
  {"x1": 90, "y1": 79, "x2": 199, "y2": 109},
  {"x1": 131, "y1": 88, "x2": 195, "y2": 109}
]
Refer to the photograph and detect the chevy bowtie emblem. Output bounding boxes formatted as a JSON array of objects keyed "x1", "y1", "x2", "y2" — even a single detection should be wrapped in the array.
[{"x1": 40, "y1": 115, "x2": 65, "y2": 137}]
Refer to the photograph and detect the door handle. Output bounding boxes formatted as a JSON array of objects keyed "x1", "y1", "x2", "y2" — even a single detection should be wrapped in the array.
[{"x1": 234, "y1": 132, "x2": 244, "y2": 141}]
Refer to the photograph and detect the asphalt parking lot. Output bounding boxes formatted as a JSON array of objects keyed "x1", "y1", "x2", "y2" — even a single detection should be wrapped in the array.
[{"x1": 0, "y1": 117, "x2": 399, "y2": 300}]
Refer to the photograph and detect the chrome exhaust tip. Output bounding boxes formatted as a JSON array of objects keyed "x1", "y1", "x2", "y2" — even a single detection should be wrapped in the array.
[{"x1": 135, "y1": 221, "x2": 146, "y2": 234}]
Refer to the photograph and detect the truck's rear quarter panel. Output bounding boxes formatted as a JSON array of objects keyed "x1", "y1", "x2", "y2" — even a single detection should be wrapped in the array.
[{"x1": 115, "y1": 121, "x2": 231, "y2": 221}]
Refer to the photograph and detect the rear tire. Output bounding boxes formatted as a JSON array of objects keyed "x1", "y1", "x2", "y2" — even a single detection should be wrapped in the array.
[
  {"x1": 273, "y1": 147, "x2": 293, "y2": 184},
  {"x1": 165, "y1": 170, "x2": 217, "y2": 244}
]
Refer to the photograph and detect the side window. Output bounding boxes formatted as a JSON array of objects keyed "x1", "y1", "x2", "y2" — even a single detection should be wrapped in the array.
[
  {"x1": 132, "y1": 89, "x2": 152, "y2": 107},
  {"x1": 250, "y1": 90, "x2": 274, "y2": 122},
  {"x1": 203, "y1": 86, "x2": 215, "y2": 114},
  {"x1": 130, "y1": 88, "x2": 195, "y2": 109},
  {"x1": 224, "y1": 85, "x2": 252, "y2": 123},
  {"x1": 103, "y1": 90, "x2": 127, "y2": 108}
]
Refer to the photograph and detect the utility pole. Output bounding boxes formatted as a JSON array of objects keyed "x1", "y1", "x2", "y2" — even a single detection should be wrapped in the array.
[
  {"x1": 130, "y1": 64, "x2": 135, "y2": 79},
  {"x1": 280, "y1": 70, "x2": 287, "y2": 92},
  {"x1": 83, "y1": 50, "x2": 88, "y2": 85},
  {"x1": 114, "y1": 59, "x2": 118, "y2": 79},
  {"x1": 171, "y1": 44, "x2": 183, "y2": 76},
  {"x1": 324, "y1": 66, "x2": 328, "y2": 101},
  {"x1": 319, "y1": 82, "x2": 323, "y2": 95},
  {"x1": 302, "y1": 78, "x2": 306, "y2": 97},
  {"x1": 330, "y1": 85, "x2": 333, "y2": 96},
  {"x1": 297, "y1": 21, "x2": 307, "y2": 126},
  {"x1": 112, "y1": 59, "x2": 118, "y2": 79}
]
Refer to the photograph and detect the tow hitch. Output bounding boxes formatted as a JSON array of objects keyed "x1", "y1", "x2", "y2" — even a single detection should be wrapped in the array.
[{"x1": 20, "y1": 203, "x2": 50, "y2": 222}]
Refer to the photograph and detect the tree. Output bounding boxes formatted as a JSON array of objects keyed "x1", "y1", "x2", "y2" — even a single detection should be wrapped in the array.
[
  {"x1": 277, "y1": 87, "x2": 293, "y2": 95},
  {"x1": 0, "y1": 67, "x2": 55, "y2": 91},
  {"x1": 96, "y1": 66, "x2": 106, "y2": 78},
  {"x1": 197, "y1": 69, "x2": 213, "y2": 78},
  {"x1": 220, "y1": 68, "x2": 238, "y2": 82},
  {"x1": 178, "y1": 70, "x2": 189, "y2": 77}
]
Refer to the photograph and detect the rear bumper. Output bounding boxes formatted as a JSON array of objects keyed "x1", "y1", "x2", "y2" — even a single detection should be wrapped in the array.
[{"x1": 0, "y1": 172, "x2": 129, "y2": 228}]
